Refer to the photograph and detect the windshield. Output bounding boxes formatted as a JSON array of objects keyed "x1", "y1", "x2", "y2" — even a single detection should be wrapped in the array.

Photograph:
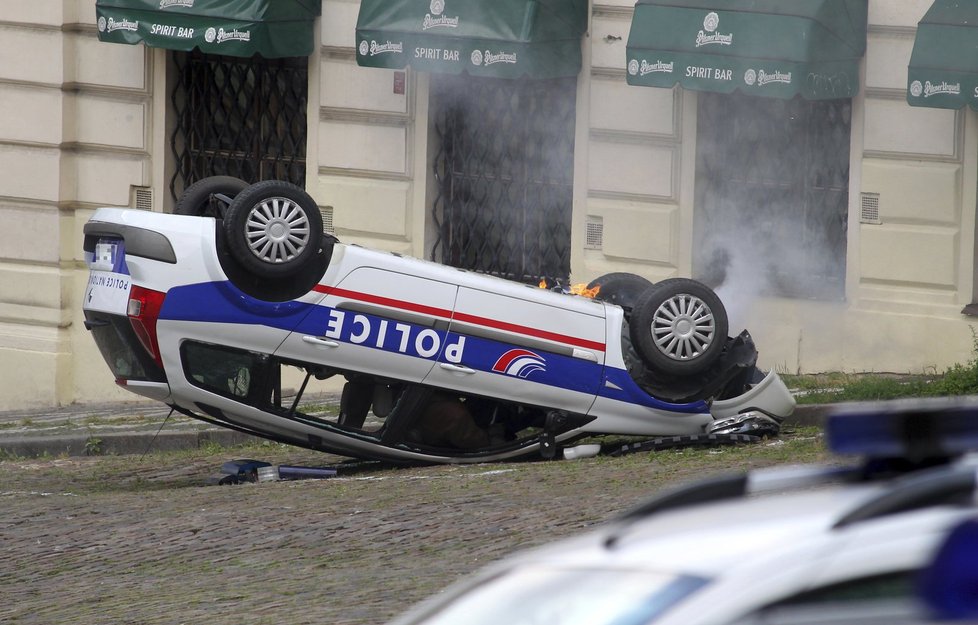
[{"x1": 408, "y1": 565, "x2": 709, "y2": 625}]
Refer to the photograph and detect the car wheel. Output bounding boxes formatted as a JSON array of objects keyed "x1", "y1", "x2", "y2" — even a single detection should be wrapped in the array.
[
  {"x1": 174, "y1": 176, "x2": 248, "y2": 219},
  {"x1": 628, "y1": 278, "x2": 728, "y2": 376},
  {"x1": 587, "y1": 272, "x2": 654, "y2": 312},
  {"x1": 223, "y1": 180, "x2": 324, "y2": 279}
]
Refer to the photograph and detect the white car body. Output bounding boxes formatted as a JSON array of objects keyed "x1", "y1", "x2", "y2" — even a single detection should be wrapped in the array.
[
  {"x1": 83, "y1": 207, "x2": 795, "y2": 463},
  {"x1": 387, "y1": 400, "x2": 978, "y2": 623},
  {"x1": 388, "y1": 462, "x2": 978, "y2": 625}
]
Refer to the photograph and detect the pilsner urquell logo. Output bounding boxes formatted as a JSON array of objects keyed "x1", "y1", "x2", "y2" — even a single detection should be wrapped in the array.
[
  {"x1": 757, "y1": 70, "x2": 791, "y2": 86},
  {"x1": 217, "y1": 28, "x2": 251, "y2": 43},
  {"x1": 205, "y1": 27, "x2": 251, "y2": 44},
  {"x1": 627, "y1": 59, "x2": 674, "y2": 76},
  {"x1": 483, "y1": 51, "x2": 517, "y2": 66},
  {"x1": 640, "y1": 60, "x2": 673, "y2": 76},
  {"x1": 363, "y1": 40, "x2": 403, "y2": 56},
  {"x1": 923, "y1": 80, "x2": 961, "y2": 97},
  {"x1": 160, "y1": 0, "x2": 194, "y2": 8},
  {"x1": 103, "y1": 17, "x2": 139, "y2": 33},
  {"x1": 695, "y1": 11, "x2": 732, "y2": 47},
  {"x1": 423, "y1": 0, "x2": 459, "y2": 30}
]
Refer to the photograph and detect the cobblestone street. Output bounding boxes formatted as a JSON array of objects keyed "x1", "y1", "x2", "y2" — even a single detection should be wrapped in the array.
[{"x1": 0, "y1": 434, "x2": 826, "y2": 625}]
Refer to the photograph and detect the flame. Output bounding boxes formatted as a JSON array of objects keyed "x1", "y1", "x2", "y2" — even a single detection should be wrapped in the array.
[
  {"x1": 537, "y1": 279, "x2": 601, "y2": 299},
  {"x1": 570, "y1": 283, "x2": 601, "y2": 298}
]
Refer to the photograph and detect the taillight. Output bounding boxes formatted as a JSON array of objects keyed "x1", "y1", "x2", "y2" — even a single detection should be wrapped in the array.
[{"x1": 128, "y1": 285, "x2": 166, "y2": 369}]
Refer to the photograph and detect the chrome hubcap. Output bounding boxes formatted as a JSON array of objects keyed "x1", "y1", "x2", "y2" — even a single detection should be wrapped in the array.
[
  {"x1": 245, "y1": 196, "x2": 310, "y2": 264},
  {"x1": 650, "y1": 294, "x2": 716, "y2": 361}
]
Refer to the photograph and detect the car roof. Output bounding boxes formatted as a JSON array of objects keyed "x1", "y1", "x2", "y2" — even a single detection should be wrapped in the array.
[
  {"x1": 605, "y1": 486, "x2": 884, "y2": 572},
  {"x1": 508, "y1": 456, "x2": 978, "y2": 577},
  {"x1": 509, "y1": 484, "x2": 885, "y2": 576}
]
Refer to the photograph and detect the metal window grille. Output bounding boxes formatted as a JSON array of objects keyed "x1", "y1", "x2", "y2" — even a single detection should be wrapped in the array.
[
  {"x1": 860, "y1": 193, "x2": 881, "y2": 224},
  {"x1": 169, "y1": 50, "x2": 309, "y2": 202},
  {"x1": 585, "y1": 216, "x2": 603, "y2": 250},
  {"x1": 693, "y1": 92, "x2": 851, "y2": 300},
  {"x1": 131, "y1": 186, "x2": 153, "y2": 211},
  {"x1": 320, "y1": 205, "x2": 334, "y2": 233},
  {"x1": 430, "y1": 75, "x2": 577, "y2": 286}
]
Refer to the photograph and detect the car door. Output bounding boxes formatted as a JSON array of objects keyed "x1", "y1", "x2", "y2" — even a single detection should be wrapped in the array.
[
  {"x1": 423, "y1": 285, "x2": 606, "y2": 414},
  {"x1": 274, "y1": 266, "x2": 459, "y2": 384}
]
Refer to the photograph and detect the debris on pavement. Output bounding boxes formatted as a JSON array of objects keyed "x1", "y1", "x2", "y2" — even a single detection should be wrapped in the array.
[{"x1": 207, "y1": 458, "x2": 339, "y2": 485}]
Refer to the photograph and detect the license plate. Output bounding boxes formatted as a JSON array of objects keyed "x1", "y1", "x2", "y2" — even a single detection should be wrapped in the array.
[{"x1": 84, "y1": 239, "x2": 132, "y2": 315}]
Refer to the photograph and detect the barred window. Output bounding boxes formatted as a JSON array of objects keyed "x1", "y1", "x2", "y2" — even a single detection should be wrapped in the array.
[
  {"x1": 169, "y1": 50, "x2": 309, "y2": 201},
  {"x1": 430, "y1": 75, "x2": 577, "y2": 286}
]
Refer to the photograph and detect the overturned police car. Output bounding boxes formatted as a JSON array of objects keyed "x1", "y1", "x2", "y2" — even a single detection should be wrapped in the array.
[{"x1": 81, "y1": 177, "x2": 794, "y2": 464}]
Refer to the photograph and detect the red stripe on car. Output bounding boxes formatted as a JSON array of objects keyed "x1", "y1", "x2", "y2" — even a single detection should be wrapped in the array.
[{"x1": 312, "y1": 285, "x2": 606, "y2": 353}]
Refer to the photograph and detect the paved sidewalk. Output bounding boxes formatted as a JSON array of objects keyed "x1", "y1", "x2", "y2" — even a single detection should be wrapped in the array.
[
  {"x1": 0, "y1": 399, "x2": 263, "y2": 457},
  {"x1": 0, "y1": 394, "x2": 827, "y2": 458}
]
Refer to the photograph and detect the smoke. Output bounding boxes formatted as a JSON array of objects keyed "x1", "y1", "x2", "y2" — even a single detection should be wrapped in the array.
[
  {"x1": 691, "y1": 93, "x2": 850, "y2": 334},
  {"x1": 695, "y1": 193, "x2": 847, "y2": 335}
]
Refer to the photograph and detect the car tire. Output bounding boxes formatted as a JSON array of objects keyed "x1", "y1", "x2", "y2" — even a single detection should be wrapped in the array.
[
  {"x1": 587, "y1": 272, "x2": 654, "y2": 312},
  {"x1": 223, "y1": 180, "x2": 324, "y2": 280},
  {"x1": 629, "y1": 278, "x2": 728, "y2": 376},
  {"x1": 174, "y1": 176, "x2": 249, "y2": 219}
]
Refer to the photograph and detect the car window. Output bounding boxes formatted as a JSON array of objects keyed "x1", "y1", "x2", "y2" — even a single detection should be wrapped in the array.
[
  {"x1": 774, "y1": 572, "x2": 914, "y2": 605},
  {"x1": 85, "y1": 313, "x2": 165, "y2": 382},
  {"x1": 732, "y1": 602, "x2": 937, "y2": 625},
  {"x1": 404, "y1": 566, "x2": 708, "y2": 625},
  {"x1": 732, "y1": 572, "x2": 929, "y2": 625},
  {"x1": 182, "y1": 341, "x2": 263, "y2": 400}
]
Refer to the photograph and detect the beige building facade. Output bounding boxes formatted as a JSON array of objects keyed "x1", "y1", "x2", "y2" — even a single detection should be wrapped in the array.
[{"x1": 0, "y1": 0, "x2": 975, "y2": 410}]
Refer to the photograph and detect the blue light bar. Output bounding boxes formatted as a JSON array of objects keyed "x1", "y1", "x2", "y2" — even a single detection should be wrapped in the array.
[
  {"x1": 917, "y1": 517, "x2": 978, "y2": 620},
  {"x1": 826, "y1": 396, "x2": 978, "y2": 460}
]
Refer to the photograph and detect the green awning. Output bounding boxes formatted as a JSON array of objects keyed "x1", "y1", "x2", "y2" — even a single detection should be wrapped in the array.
[
  {"x1": 907, "y1": 0, "x2": 978, "y2": 110},
  {"x1": 626, "y1": 0, "x2": 868, "y2": 99},
  {"x1": 355, "y1": 0, "x2": 587, "y2": 79},
  {"x1": 95, "y1": 0, "x2": 320, "y2": 59}
]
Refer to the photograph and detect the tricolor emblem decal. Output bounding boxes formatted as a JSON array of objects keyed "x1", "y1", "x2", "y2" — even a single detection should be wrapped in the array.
[{"x1": 492, "y1": 349, "x2": 546, "y2": 378}]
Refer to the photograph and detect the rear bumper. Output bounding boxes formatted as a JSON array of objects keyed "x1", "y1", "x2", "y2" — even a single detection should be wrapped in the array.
[{"x1": 117, "y1": 380, "x2": 172, "y2": 403}]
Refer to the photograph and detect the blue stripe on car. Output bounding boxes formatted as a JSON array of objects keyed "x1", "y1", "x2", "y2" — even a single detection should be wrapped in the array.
[{"x1": 161, "y1": 281, "x2": 708, "y2": 414}]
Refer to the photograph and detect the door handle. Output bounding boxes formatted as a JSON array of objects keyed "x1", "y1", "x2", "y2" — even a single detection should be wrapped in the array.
[
  {"x1": 439, "y1": 363, "x2": 476, "y2": 375},
  {"x1": 572, "y1": 348, "x2": 598, "y2": 362},
  {"x1": 302, "y1": 336, "x2": 340, "y2": 348}
]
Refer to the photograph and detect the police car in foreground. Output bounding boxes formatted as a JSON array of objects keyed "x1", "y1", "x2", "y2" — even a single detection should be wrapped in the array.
[
  {"x1": 82, "y1": 177, "x2": 794, "y2": 464},
  {"x1": 385, "y1": 398, "x2": 978, "y2": 625}
]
